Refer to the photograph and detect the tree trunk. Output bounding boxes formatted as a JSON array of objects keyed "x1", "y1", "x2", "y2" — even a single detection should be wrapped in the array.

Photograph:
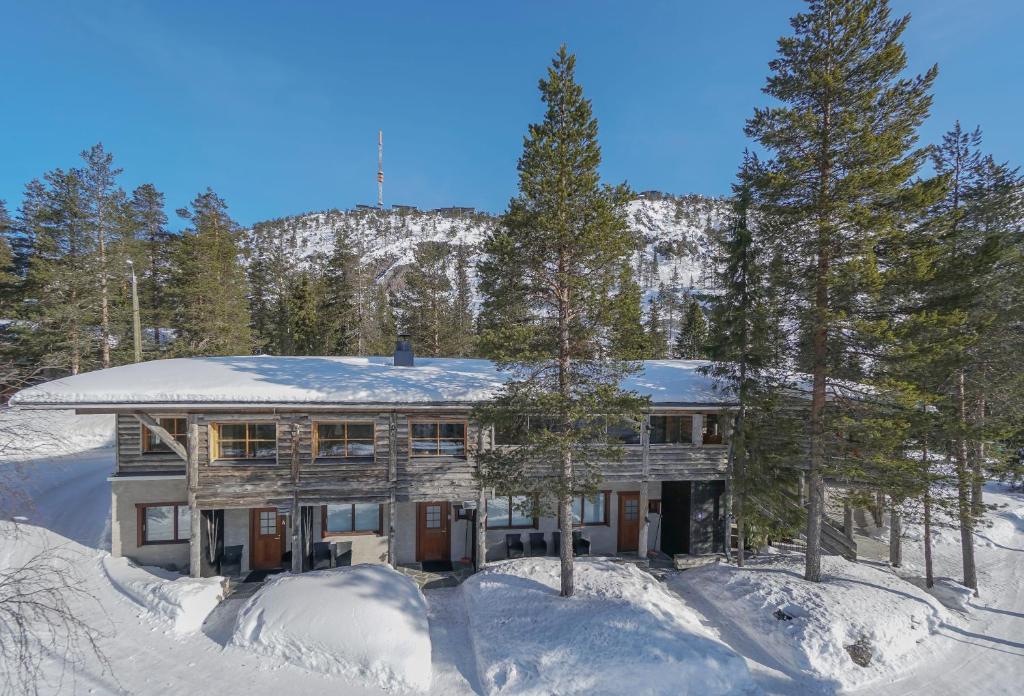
[
  {"x1": 736, "y1": 495, "x2": 745, "y2": 568},
  {"x1": 971, "y1": 396, "x2": 985, "y2": 517},
  {"x1": 557, "y1": 246, "x2": 574, "y2": 597},
  {"x1": 98, "y1": 217, "x2": 110, "y2": 369},
  {"x1": 954, "y1": 370, "x2": 979, "y2": 593},
  {"x1": 558, "y1": 492, "x2": 574, "y2": 597},
  {"x1": 889, "y1": 497, "x2": 902, "y2": 567},
  {"x1": 923, "y1": 472, "x2": 934, "y2": 589}
]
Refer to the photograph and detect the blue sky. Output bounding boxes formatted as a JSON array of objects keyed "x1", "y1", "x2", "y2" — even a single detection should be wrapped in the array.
[{"x1": 1, "y1": 1, "x2": 1021, "y2": 226}]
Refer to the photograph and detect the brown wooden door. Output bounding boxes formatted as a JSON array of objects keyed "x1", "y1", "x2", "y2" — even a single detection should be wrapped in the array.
[
  {"x1": 416, "y1": 502, "x2": 450, "y2": 562},
  {"x1": 250, "y1": 508, "x2": 286, "y2": 570},
  {"x1": 617, "y1": 492, "x2": 641, "y2": 552}
]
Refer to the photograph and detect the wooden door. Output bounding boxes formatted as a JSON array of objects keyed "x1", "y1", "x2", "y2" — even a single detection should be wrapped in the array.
[
  {"x1": 250, "y1": 508, "x2": 286, "y2": 570},
  {"x1": 617, "y1": 492, "x2": 641, "y2": 552},
  {"x1": 416, "y1": 502, "x2": 450, "y2": 562}
]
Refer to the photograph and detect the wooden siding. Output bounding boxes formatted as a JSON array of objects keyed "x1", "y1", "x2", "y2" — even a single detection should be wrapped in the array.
[
  {"x1": 115, "y1": 408, "x2": 730, "y2": 509},
  {"x1": 115, "y1": 414, "x2": 186, "y2": 474}
]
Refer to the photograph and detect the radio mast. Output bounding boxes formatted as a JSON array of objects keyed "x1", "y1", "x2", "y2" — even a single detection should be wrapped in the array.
[{"x1": 377, "y1": 130, "x2": 384, "y2": 209}]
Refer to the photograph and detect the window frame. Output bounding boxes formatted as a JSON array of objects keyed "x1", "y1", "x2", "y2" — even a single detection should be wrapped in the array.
[
  {"x1": 141, "y1": 417, "x2": 188, "y2": 454},
  {"x1": 565, "y1": 490, "x2": 611, "y2": 527},
  {"x1": 321, "y1": 503, "x2": 384, "y2": 536},
  {"x1": 648, "y1": 414, "x2": 694, "y2": 445},
  {"x1": 136, "y1": 502, "x2": 190, "y2": 546},
  {"x1": 485, "y1": 495, "x2": 538, "y2": 529},
  {"x1": 313, "y1": 421, "x2": 376, "y2": 461},
  {"x1": 211, "y1": 421, "x2": 278, "y2": 462},
  {"x1": 409, "y1": 419, "x2": 468, "y2": 458}
]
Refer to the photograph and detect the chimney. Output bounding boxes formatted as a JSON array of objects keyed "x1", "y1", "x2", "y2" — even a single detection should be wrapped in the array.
[{"x1": 394, "y1": 333, "x2": 414, "y2": 367}]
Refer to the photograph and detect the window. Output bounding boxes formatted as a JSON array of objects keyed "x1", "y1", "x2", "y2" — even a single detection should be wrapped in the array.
[
  {"x1": 486, "y1": 495, "x2": 536, "y2": 528},
  {"x1": 606, "y1": 418, "x2": 641, "y2": 445},
  {"x1": 214, "y1": 422, "x2": 277, "y2": 460},
  {"x1": 137, "y1": 503, "x2": 190, "y2": 544},
  {"x1": 142, "y1": 417, "x2": 187, "y2": 453},
  {"x1": 315, "y1": 422, "x2": 374, "y2": 459},
  {"x1": 649, "y1": 415, "x2": 693, "y2": 445},
  {"x1": 570, "y1": 492, "x2": 610, "y2": 526},
  {"x1": 323, "y1": 503, "x2": 382, "y2": 534},
  {"x1": 410, "y1": 421, "x2": 466, "y2": 457},
  {"x1": 258, "y1": 510, "x2": 277, "y2": 535}
]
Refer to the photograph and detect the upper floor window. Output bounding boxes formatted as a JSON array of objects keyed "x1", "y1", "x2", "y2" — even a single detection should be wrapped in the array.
[
  {"x1": 410, "y1": 421, "x2": 466, "y2": 457},
  {"x1": 142, "y1": 417, "x2": 187, "y2": 453},
  {"x1": 214, "y1": 422, "x2": 277, "y2": 460},
  {"x1": 649, "y1": 415, "x2": 693, "y2": 445},
  {"x1": 703, "y1": 414, "x2": 725, "y2": 445},
  {"x1": 315, "y1": 422, "x2": 375, "y2": 459}
]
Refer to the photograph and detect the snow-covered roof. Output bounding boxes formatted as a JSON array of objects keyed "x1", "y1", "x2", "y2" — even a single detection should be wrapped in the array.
[{"x1": 10, "y1": 356, "x2": 735, "y2": 408}]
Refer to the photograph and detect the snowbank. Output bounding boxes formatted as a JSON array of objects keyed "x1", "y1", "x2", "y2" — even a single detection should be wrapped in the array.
[
  {"x1": 461, "y1": 558, "x2": 751, "y2": 695},
  {"x1": 0, "y1": 407, "x2": 114, "y2": 460},
  {"x1": 231, "y1": 564, "x2": 432, "y2": 692},
  {"x1": 103, "y1": 556, "x2": 223, "y2": 635},
  {"x1": 678, "y1": 554, "x2": 950, "y2": 690}
]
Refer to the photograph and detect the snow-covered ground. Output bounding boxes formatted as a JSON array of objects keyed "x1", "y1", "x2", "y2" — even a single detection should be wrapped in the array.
[
  {"x1": 1, "y1": 409, "x2": 1022, "y2": 695},
  {"x1": 231, "y1": 565, "x2": 433, "y2": 691}
]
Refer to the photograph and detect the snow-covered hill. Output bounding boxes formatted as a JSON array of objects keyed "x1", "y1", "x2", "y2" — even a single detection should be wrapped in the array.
[{"x1": 244, "y1": 192, "x2": 730, "y2": 298}]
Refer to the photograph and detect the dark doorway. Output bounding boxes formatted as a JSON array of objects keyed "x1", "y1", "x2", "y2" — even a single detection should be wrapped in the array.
[{"x1": 660, "y1": 481, "x2": 692, "y2": 556}]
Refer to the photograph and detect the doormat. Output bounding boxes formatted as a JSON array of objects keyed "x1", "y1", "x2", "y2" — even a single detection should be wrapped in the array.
[
  {"x1": 243, "y1": 568, "x2": 286, "y2": 583},
  {"x1": 420, "y1": 560, "x2": 453, "y2": 573}
]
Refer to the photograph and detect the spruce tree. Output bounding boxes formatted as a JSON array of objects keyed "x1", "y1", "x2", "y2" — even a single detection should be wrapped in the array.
[
  {"x1": 320, "y1": 227, "x2": 359, "y2": 355},
  {"x1": 645, "y1": 295, "x2": 667, "y2": 359},
  {"x1": 675, "y1": 296, "x2": 708, "y2": 360},
  {"x1": 475, "y1": 46, "x2": 645, "y2": 597},
  {"x1": 170, "y1": 189, "x2": 251, "y2": 355},
  {"x1": 397, "y1": 241, "x2": 454, "y2": 357},
  {"x1": 608, "y1": 263, "x2": 648, "y2": 360},
  {"x1": 451, "y1": 243, "x2": 476, "y2": 357},
  {"x1": 747, "y1": 0, "x2": 937, "y2": 581},
  {"x1": 0, "y1": 201, "x2": 15, "y2": 312},
  {"x1": 288, "y1": 273, "x2": 321, "y2": 355}
]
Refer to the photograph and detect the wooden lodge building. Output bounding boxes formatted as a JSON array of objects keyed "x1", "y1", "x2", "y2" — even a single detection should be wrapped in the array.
[{"x1": 11, "y1": 344, "x2": 737, "y2": 579}]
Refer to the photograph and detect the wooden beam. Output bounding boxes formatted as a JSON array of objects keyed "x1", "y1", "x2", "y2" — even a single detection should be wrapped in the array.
[
  {"x1": 638, "y1": 415, "x2": 651, "y2": 560},
  {"x1": 387, "y1": 412, "x2": 398, "y2": 567},
  {"x1": 475, "y1": 426, "x2": 489, "y2": 572},
  {"x1": 290, "y1": 426, "x2": 302, "y2": 574},
  {"x1": 132, "y1": 411, "x2": 187, "y2": 461},
  {"x1": 187, "y1": 418, "x2": 201, "y2": 578}
]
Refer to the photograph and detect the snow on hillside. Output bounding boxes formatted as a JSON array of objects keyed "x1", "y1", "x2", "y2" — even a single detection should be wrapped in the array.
[{"x1": 244, "y1": 193, "x2": 730, "y2": 299}]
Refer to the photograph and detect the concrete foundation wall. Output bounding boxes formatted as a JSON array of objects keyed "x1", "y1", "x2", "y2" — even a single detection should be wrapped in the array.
[{"x1": 111, "y1": 476, "x2": 189, "y2": 571}]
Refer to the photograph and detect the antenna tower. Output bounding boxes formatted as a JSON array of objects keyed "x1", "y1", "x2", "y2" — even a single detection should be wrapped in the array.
[{"x1": 377, "y1": 130, "x2": 384, "y2": 209}]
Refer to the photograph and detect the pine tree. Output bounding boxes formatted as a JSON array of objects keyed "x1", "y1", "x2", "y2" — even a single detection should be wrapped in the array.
[
  {"x1": 675, "y1": 296, "x2": 708, "y2": 359},
  {"x1": 0, "y1": 201, "x2": 15, "y2": 312},
  {"x1": 170, "y1": 189, "x2": 251, "y2": 355},
  {"x1": 475, "y1": 46, "x2": 645, "y2": 597},
  {"x1": 129, "y1": 183, "x2": 175, "y2": 351},
  {"x1": 747, "y1": 0, "x2": 937, "y2": 582},
  {"x1": 79, "y1": 143, "x2": 126, "y2": 369}
]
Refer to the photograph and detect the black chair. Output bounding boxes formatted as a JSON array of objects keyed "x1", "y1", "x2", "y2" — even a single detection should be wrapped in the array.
[
  {"x1": 572, "y1": 530, "x2": 591, "y2": 556},
  {"x1": 311, "y1": 542, "x2": 333, "y2": 570},
  {"x1": 551, "y1": 531, "x2": 560, "y2": 557},
  {"x1": 505, "y1": 533, "x2": 524, "y2": 559},
  {"x1": 528, "y1": 532, "x2": 547, "y2": 557},
  {"x1": 221, "y1": 544, "x2": 243, "y2": 577},
  {"x1": 334, "y1": 540, "x2": 353, "y2": 567}
]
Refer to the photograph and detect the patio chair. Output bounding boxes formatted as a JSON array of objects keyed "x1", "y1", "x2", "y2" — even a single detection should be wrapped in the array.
[
  {"x1": 505, "y1": 533, "x2": 524, "y2": 559},
  {"x1": 311, "y1": 542, "x2": 333, "y2": 570},
  {"x1": 572, "y1": 530, "x2": 591, "y2": 556},
  {"x1": 551, "y1": 531, "x2": 560, "y2": 557},
  {"x1": 221, "y1": 545, "x2": 243, "y2": 577},
  {"x1": 528, "y1": 532, "x2": 547, "y2": 557}
]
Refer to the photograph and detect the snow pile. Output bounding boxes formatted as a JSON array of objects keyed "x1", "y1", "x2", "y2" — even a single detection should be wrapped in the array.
[
  {"x1": 0, "y1": 407, "x2": 114, "y2": 460},
  {"x1": 976, "y1": 500, "x2": 1024, "y2": 550},
  {"x1": 461, "y1": 558, "x2": 751, "y2": 695},
  {"x1": 678, "y1": 554, "x2": 951, "y2": 690},
  {"x1": 103, "y1": 556, "x2": 223, "y2": 635},
  {"x1": 231, "y1": 565, "x2": 432, "y2": 692}
]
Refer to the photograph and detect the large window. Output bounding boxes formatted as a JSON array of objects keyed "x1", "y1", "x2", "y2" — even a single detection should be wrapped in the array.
[
  {"x1": 486, "y1": 495, "x2": 536, "y2": 529},
  {"x1": 315, "y1": 422, "x2": 375, "y2": 459},
  {"x1": 214, "y1": 423, "x2": 277, "y2": 460},
  {"x1": 322, "y1": 503, "x2": 382, "y2": 535},
  {"x1": 137, "y1": 503, "x2": 190, "y2": 545},
  {"x1": 606, "y1": 418, "x2": 641, "y2": 445},
  {"x1": 410, "y1": 421, "x2": 466, "y2": 457},
  {"x1": 649, "y1": 415, "x2": 693, "y2": 445},
  {"x1": 142, "y1": 417, "x2": 187, "y2": 453},
  {"x1": 570, "y1": 492, "x2": 610, "y2": 526}
]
